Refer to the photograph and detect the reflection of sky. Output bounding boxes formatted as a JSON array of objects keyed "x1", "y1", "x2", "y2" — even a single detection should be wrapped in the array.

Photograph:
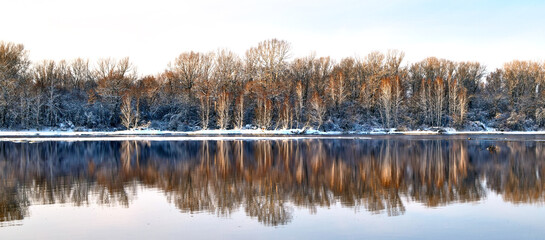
[
  {"x1": 1, "y1": 187, "x2": 544, "y2": 239},
  {"x1": 1, "y1": 0, "x2": 544, "y2": 75}
]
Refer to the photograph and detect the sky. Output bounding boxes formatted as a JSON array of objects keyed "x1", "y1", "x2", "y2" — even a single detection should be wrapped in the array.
[{"x1": 1, "y1": 0, "x2": 544, "y2": 75}]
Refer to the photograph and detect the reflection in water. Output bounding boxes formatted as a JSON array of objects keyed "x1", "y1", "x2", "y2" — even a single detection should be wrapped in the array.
[{"x1": 0, "y1": 137, "x2": 544, "y2": 226}]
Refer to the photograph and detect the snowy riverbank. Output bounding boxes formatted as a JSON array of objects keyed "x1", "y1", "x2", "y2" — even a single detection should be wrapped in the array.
[
  {"x1": 1, "y1": 128, "x2": 545, "y2": 142},
  {"x1": 1, "y1": 127, "x2": 545, "y2": 137}
]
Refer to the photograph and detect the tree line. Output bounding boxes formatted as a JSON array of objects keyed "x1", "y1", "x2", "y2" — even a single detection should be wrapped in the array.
[{"x1": 1, "y1": 39, "x2": 544, "y2": 131}]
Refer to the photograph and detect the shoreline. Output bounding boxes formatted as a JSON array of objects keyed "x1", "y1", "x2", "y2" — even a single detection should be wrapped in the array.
[
  {"x1": 1, "y1": 128, "x2": 545, "y2": 136},
  {"x1": 1, "y1": 129, "x2": 545, "y2": 142}
]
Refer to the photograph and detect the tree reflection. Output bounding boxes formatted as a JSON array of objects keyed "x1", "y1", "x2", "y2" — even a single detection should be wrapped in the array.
[{"x1": 0, "y1": 137, "x2": 544, "y2": 226}]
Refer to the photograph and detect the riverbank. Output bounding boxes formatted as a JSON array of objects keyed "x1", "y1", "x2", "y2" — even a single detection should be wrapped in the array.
[{"x1": 1, "y1": 128, "x2": 545, "y2": 138}]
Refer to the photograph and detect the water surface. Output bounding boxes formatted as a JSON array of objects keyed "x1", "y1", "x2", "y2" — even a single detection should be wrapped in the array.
[{"x1": 1, "y1": 135, "x2": 545, "y2": 239}]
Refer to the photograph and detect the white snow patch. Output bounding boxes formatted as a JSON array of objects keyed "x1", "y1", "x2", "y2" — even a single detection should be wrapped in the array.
[
  {"x1": 0, "y1": 128, "x2": 344, "y2": 137},
  {"x1": 0, "y1": 135, "x2": 372, "y2": 142},
  {"x1": 1, "y1": 127, "x2": 545, "y2": 142}
]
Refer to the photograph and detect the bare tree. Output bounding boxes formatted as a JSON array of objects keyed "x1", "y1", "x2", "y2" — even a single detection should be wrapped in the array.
[
  {"x1": 295, "y1": 82, "x2": 304, "y2": 128},
  {"x1": 379, "y1": 78, "x2": 393, "y2": 128},
  {"x1": 246, "y1": 39, "x2": 291, "y2": 82},
  {"x1": 120, "y1": 95, "x2": 134, "y2": 129},
  {"x1": 409, "y1": 57, "x2": 454, "y2": 100},
  {"x1": 234, "y1": 90, "x2": 246, "y2": 129},
  {"x1": 290, "y1": 55, "x2": 315, "y2": 105},
  {"x1": 456, "y1": 62, "x2": 486, "y2": 96},
  {"x1": 457, "y1": 88, "x2": 468, "y2": 125},
  {"x1": 194, "y1": 53, "x2": 214, "y2": 129},
  {"x1": 418, "y1": 79, "x2": 433, "y2": 125},
  {"x1": 328, "y1": 71, "x2": 346, "y2": 113},
  {"x1": 213, "y1": 49, "x2": 243, "y2": 129},
  {"x1": 215, "y1": 89, "x2": 231, "y2": 129},
  {"x1": 170, "y1": 52, "x2": 209, "y2": 96},
  {"x1": 311, "y1": 56, "x2": 333, "y2": 99},
  {"x1": 433, "y1": 77, "x2": 445, "y2": 126},
  {"x1": 503, "y1": 60, "x2": 544, "y2": 116},
  {"x1": 392, "y1": 76, "x2": 404, "y2": 127},
  {"x1": 362, "y1": 52, "x2": 386, "y2": 111},
  {"x1": 481, "y1": 69, "x2": 508, "y2": 119},
  {"x1": 0, "y1": 41, "x2": 30, "y2": 127},
  {"x1": 69, "y1": 58, "x2": 94, "y2": 91},
  {"x1": 250, "y1": 81, "x2": 273, "y2": 129},
  {"x1": 214, "y1": 49, "x2": 243, "y2": 90},
  {"x1": 447, "y1": 76, "x2": 459, "y2": 124},
  {"x1": 310, "y1": 92, "x2": 326, "y2": 129},
  {"x1": 33, "y1": 60, "x2": 63, "y2": 126},
  {"x1": 385, "y1": 50, "x2": 405, "y2": 76},
  {"x1": 278, "y1": 95, "x2": 292, "y2": 129},
  {"x1": 95, "y1": 57, "x2": 136, "y2": 126},
  {"x1": 196, "y1": 80, "x2": 212, "y2": 130}
]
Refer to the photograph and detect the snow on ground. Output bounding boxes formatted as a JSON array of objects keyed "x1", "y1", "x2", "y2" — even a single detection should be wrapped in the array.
[
  {"x1": 0, "y1": 128, "x2": 368, "y2": 142},
  {"x1": 0, "y1": 136, "x2": 374, "y2": 142},
  {"x1": 1, "y1": 127, "x2": 545, "y2": 142},
  {"x1": 0, "y1": 128, "x2": 343, "y2": 137},
  {"x1": 0, "y1": 128, "x2": 348, "y2": 142}
]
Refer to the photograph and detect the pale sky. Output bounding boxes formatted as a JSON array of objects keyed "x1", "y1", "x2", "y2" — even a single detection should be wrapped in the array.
[{"x1": 2, "y1": 0, "x2": 544, "y2": 75}]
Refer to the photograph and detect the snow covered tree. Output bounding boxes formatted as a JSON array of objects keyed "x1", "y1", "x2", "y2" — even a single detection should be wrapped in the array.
[
  {"x1": 457, "y1": 88, "x2": 468, "y2": 125},
  {"x1": 278, "y1": 95, "x2": 292, "y2": 129},
  {"x1": 0, "y1": 41, "x2": 30, "y2": 127},
  {"x1": 196, "y1": 79, "x2": 212, "y2": 130},
  {"x1": 392, "y1": 76, "x2": 404, "y2": 127},
  {"x1": 215, "y1": 89, "x2": 231, "y2": 129},
  {"x1": 33, "y1": 60, "x2": 63, "y2": 126},
  {"x1": 120, "y1": 95, "x2": 134, "y2": 130},
  {"x1": 95, "y1": 57, "x2": 136, "y2": 126},
  {"x1": 328, "y1": 71, "x2": 346, "y2": 114},
  {"x1": 294, "y1": 81, "x2": 304, "y2": 128},
  {"x1": 433, "y1": 77, "x2": 445, "y2": 126},
  {"x1": 309, "y1": 92, "x2": 326, "y2": 129},
  {"x1": 456, "y1": 62, "x2": 486, "y2": 97},
  {"x1": 379, "y1": 78, "x2": 393, "y2": 128},
  {"x1": 1, "y1": 38, "x2": 545, "y2": 131},
  {"x1": 503, "y1": 60, "x2": 544, "y2": 118},
  {"x1": 234, "y1": 87, "x2": 247, "y2": 129}
]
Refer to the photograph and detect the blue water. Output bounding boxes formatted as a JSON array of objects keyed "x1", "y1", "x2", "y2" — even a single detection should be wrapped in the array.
[{"x1": 1, "y1": 135, "x2": 544, "y2": 239}]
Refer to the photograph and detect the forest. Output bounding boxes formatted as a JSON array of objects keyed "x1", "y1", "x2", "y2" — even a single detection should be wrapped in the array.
[{"x1": 1, "y1": 39, "x2": 544, "y2": 131}]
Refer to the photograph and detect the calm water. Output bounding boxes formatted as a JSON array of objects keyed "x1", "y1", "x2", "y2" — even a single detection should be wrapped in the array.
[{"x1": 1, "y1": 135, "x2": 545, "y2": 239}]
